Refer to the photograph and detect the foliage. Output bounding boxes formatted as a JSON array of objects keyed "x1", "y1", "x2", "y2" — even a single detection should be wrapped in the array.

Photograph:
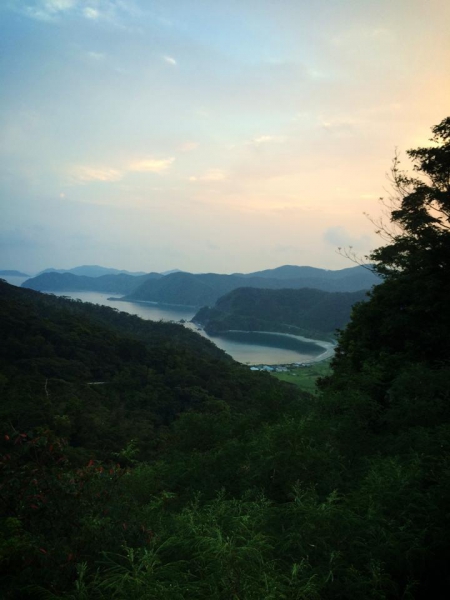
[
  {"x1": 193, "y1": 288, "x2": 368, "y2": 339},
  {"x1": 372, "y1": 118, "x2": 450, "y2": 277},
  {"x1": 2, "y1": 118, "x2": 450, "y2": 598},
  {"x1": 322, "y1": 117, "x2": 450, "y2": 406}
]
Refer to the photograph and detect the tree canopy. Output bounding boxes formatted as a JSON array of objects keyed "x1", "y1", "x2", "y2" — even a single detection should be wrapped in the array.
[
  {"x1": 322, "y1": 117, "x2": 450, "y2": 400},
  {"x1": 372, "y1": 116, "x2": 450, "y2": 277}
]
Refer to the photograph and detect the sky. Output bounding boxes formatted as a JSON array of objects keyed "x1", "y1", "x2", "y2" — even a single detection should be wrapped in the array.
[{"x1": 1, "y1": 0, "x2": 449, "y2": 275}]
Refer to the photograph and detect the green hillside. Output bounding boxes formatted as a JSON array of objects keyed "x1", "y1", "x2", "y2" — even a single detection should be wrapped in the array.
[{"x1": 194, "y1": 287, "x2": 368, "y2": 339}]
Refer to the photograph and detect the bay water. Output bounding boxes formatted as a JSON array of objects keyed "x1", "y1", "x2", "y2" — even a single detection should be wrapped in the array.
[{"x1": 7, "y1": 281, "x2": 331, "y2": 365}]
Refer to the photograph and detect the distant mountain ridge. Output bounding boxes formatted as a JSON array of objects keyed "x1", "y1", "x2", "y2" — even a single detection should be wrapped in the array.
[
  {"x1": 22, "y1": 264, "x2": 380, "y2": 304},
  {"x1": 238, "y1": 264, "x2": 375, "y2": 280},
  {"x1": 193, "y1": 287, "x2": 368, "y2": 340},
  {"x1": 125, "y1": 265, "x2": 380, "y2": 306},
  {"x1": 0, "y1": 270, "x2": 29, "y2": 277},
  {"x1": 23, "y1": 271, "x2": 162, "y2": 294},
  {"x1": 38, "y1": 265, "x2": 147, "y2": 277}
]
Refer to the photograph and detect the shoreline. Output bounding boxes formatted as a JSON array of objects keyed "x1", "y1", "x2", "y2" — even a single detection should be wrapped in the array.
[
  {"x1": 256, "y1": 330, "x2": 335, "y2": 362},
  {"x1": 45, "y1": 291, "x2": 336, "y2": 367},
  {"x1": 107, "y1": 296, "x2": 198, "y2": 310},
  {"x1": 199, "y1": 327, "x2": 336, "y2": 366}
]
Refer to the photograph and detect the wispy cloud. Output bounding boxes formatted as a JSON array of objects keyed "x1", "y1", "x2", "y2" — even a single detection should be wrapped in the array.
[
  {"x1": 17, "y1": 0, "x2": 133, "y2": 24},
  {"x1": 83, "y1": 7, "x2": 100, "y2": 20},
  {"x1": 128, "y1": 157, "x2": 175, "y2": 173},
  {"x1": 46, "y1": 0, "x2": 76, "y2": 11},
  {"x1": 48, "y1": 0, "x2": 77, "y2": 12},
  {"x1": 163, "y1": 55, "x2": 177, "y2": 66},
  {"x1": 23, "y1": 0, "x2": 77, "y2": 21},
  {"x1": 72, "y1": 166, "x2": 124, "y2": 183},
  {"x1": 319, "y1": 116, "x2": 361, "y2": 134},
  {"x1": 189, "y1": 169, "x2": 226, "y2": 183},
  {"x1": 71, "y1": 155, "x2": 175, "y2": 183},
  {"x1": 246, "y1": 135, "x2": 286, "y2": 146}
]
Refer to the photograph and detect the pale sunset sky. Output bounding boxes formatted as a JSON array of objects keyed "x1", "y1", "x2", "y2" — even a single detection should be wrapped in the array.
[{"x1": 1, "y1": 0, "x2": 449, "y2": 274}]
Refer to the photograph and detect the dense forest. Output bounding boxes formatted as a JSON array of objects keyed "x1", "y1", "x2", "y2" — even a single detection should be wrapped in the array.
[
  {"x1": 1, "y1": 118, "x2": 450, "y2": 598},
  {"x1": 193, "y1": 287, "x2": 368, "y2": 339}
]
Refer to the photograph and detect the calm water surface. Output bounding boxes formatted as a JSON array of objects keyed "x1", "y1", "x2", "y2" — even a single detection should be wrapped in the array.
[{"x1": 28, "y1": 289, "x2": 330, "y2": 365}]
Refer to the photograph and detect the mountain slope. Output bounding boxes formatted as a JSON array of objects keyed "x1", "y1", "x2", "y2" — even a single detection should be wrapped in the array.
[
  {"x1": 239, "y1": 264, "x2": 376, "y2": 281},
  {"x1": 193, "y1": 287, "x2": 367, "y2": 339},
  {"x1": 1, "y1": 280, "x2": 298, "y2": 456},
  {"x1": 126, "y1": 266, "x2": 380, "y2": 306}
]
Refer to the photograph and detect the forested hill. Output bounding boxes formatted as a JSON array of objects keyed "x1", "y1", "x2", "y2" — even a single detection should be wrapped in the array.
[
  {"x1": 22, "y1": 270, "x2": 162, "y2": 294},
  {"x1": 0, "y1": 279, "x2": 296, "y2": 457},
  {"x1": 21, "y1": 264, "x2": 380, "y2": 304},
  {"x1": 125, "y1": 265, "x2": 379, "y2": 306},
  {"x1": 193, "y1": 287, "x2": 367, "y2": 339}
]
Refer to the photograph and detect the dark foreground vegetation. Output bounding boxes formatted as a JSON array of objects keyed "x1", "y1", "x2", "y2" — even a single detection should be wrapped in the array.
[
  {"x1": 1, "y1": 118, "x2": 450, "y2": 598},
  {"x1": 272, "y1": 360, "x2": 332, "y2": 393}
]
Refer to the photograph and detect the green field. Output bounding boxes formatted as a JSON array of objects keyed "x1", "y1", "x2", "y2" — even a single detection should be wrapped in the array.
[{"x1": 272, "y1": 359, "x2": 332, "y2": 394}]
